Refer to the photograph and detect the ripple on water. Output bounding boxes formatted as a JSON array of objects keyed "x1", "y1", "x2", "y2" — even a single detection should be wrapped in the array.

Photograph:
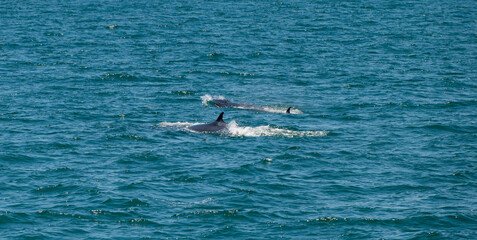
[
  {"x1": 0, "y1": 154, "x2": 38, "y2": 163},
  {"x1": 36, "y1": 210, "x2": 91, "y2": 221},
  {"x1": 168, "y1": 90, "x2": 195, "y2": 96},
  {"x1": 101, "y1": 198, "x2": 150, "y2": 208},
  {"x1": 1, "y1": 0, "x2": 476, "y2": 238},
  {"x1": 0, "y1": 212, "x2": 32, "y2": 224},
  {"x1": 34, "y1": 184, "x2": 67, "y2": 193}
]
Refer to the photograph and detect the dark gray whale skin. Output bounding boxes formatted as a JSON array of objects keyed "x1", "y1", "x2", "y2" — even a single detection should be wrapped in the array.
[
  {"x1": 212, "y1": 99, "x2": 264, "y2": 111},
  {"x1": 188, "y1": 112, "x2": 228, "y2": 132},
  {"x1": 212, "y1": 99, "x2": 292, "y2": 113}
]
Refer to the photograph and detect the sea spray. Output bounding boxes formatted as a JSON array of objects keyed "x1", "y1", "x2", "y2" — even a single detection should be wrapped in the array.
[
  {"x1": 157, "y1": 121, "x2": 327, "y2": 138},
  {"x1": 201, "y1": 94, "x2": 225, "y2": 106},
  {"x1": 225, "y1": 121, "x2": 327, "y2": 137}
]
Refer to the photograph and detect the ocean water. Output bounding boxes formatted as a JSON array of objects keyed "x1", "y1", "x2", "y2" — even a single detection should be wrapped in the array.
[{"x1": 1, "y1": 0, "x2": 476, "y2": 239}]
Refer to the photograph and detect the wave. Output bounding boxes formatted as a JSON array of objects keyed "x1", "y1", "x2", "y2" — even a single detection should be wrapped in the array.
[
  {"x1": 157, "y1": 121, "x2": 327, "y2": 138},
  {"x1": 200, "y1": 94, "x2": 303, "y2": 114}
]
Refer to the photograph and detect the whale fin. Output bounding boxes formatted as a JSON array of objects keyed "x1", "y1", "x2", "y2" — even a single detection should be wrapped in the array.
[
  {"x1": 286, "y1": 107, "x2": 291, "y2": 114},
  {"x1": 216, "y1": 112, "x2": 224, "y2": 122}
]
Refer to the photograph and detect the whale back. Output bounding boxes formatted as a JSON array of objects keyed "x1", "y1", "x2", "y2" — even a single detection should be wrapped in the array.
[{"x1": 189, "y1": 112, "x2": 227, "y2": 132}]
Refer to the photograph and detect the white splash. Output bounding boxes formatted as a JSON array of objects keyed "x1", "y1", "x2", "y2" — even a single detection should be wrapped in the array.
[
  {"x1": 262, "y1": 106, "x2": 303, "y2": 114},
  {"x1": 157, "y1": 121, "x2": 326, "y2": 137},
  {"x1": 225, "y1": 121, "x2": 327, "y2": 137},
  {"x1": 201, "y1": 94, "x2": 225, "y2": 106},
  {"x1": 156, "y1": 122, "x2": 196, "y2": 129}
]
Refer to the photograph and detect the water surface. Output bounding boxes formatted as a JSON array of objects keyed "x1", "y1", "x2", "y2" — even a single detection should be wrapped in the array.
[{"x1": 1, "y1": 0, "x2": 476, "y2": 239}]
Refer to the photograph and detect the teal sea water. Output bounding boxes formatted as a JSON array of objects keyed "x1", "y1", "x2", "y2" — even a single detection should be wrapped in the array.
[{"x1": 1, "y1": 0, "x2": 476, "y2": 238}]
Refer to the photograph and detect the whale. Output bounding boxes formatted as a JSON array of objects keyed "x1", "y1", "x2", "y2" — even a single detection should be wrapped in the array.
[
  {"x1": 212, "y1": 98, "x2": 292, "y2": 114},
  {"x1": 188, "y1": 112, "x2": 228, "y2": 132}
]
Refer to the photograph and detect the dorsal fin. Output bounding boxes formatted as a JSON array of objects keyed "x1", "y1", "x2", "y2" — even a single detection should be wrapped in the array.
[
  {"x1": 216, "y1": 112, "x2": 224, "y2": 122},
  {"x1": 286, "y1": 107, "x2": 291, "y2": 114}
]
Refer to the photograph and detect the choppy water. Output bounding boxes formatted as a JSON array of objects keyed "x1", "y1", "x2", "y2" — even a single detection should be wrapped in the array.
[{"x1": 1, "y1": 0, "x2": 476, "y2": 239}]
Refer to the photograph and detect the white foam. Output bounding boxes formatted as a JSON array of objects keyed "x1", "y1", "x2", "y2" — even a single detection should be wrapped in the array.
[
  {"x1": 262, "y1": 106, "x2": 303, "y2": 114},
  {"x1": 225, "y1": 121, "x2": 327, "y2": 138},
  {"x1": 201, "y1": 94, "x2": 225, "y2": 106},
  {"x1": 200, "y1": 94, "x2": 213, "y2": 106},
  {"x1": 156, "y1": 121, "x2": 197, "y2": 129},
  {"x1": 157, "y1": 121, "x2": 326, "y2": 137}
]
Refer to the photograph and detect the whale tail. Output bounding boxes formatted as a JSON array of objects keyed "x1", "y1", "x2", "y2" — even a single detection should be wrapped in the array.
[
  {"x1": 286, "y1": 107, "x2": 291, "y2": 114},
  {"x1": 216, "y1": 112, "x2": 224, "y2": 122}
]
